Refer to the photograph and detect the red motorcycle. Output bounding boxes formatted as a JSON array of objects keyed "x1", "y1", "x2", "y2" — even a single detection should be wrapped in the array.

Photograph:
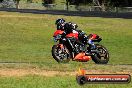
[{"x1": 52, "y1": 30, "x2": 109, "y2": 64}]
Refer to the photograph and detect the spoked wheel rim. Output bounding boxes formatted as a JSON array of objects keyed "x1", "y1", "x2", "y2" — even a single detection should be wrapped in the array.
[
  {"x1": 96, "y1": 46, "x2": 109, "y2": 61},
  {"x1": 54, "y1": 45, "x2": 70, "y2": 63}
]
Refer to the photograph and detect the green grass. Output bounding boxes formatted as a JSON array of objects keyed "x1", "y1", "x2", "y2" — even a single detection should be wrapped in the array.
[
  {"x1": 0, "y1": 11, "x2": 132, "y2": 64},
  {"x1": 0, "y1": 11, "x2": 132, "y2": 73},
  {"x1": 0, "y1": 75, "x2": 131, "y2": 88},
  {"x1": 0, "y1": 11, "x2": 132, "y2": 88}
]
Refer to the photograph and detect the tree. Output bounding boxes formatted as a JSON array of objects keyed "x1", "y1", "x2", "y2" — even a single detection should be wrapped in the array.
[
  {"x1": 68, "y1": 0, "x2": 92, "y2": 5},
  {"x1": 0, "y1": 0, "x2": 3, "y2": 2},
  {"x1": 66, "y1": 0, "x2": 69, "y2": 10},
  {"x1": 67, "y1": 0, "x2": 105, "y2": 11},
  {"x1": 108, "y1": 0, "x2": 132, "y2": 7},
  {"x1": 0, "y1": 0, "x2": 21, "y2": 8},
  {"x1": 1, "y1": 0, "x2": 15, "y2": 8},
  {"x1": 27, "y1": 0, "x2": 32, "y2": 3},
  {"x1": 42, "y1": 0, "x2": 55, "y2": 7},
  {"x1": 42, "y1": 0, "x2": 55, "y2": 4},
  {"x1": 14, "y1": 0, "x2": 20, "y2": 9},
  {"x1": 66, "y1": 0, "x2": 92, "y2": 11}
]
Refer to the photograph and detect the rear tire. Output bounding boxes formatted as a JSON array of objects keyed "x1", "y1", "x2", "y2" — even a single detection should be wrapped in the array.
[
  {"x1": 52, "y1": 45, "x2": 71, "y2": 63},
  {"x1": 92, "y1": 44, "x2": 109, "y2": 64}
]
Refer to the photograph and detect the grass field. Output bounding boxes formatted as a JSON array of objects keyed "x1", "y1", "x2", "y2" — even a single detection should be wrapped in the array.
[
  {"x1": 0, "y1": 75, "x2": 132, "y2": 88},
  {"x1": 0, "y1": 11, "x2": 132, "y2": 88},
  {"x1": 0, "y1": 11, "x2": 131, "y2": 64}
]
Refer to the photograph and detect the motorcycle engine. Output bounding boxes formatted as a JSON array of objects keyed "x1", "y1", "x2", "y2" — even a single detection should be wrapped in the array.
[{"x1": 75, "y1": 43, "x2": 86, "y2": 53}]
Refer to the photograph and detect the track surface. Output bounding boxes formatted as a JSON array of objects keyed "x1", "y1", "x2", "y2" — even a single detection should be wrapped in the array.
[
  {"x1": 0, "y1": 8, "x2": 132, "y2": 19},
  {"x1": 0, "y1": 62, "x2": 132, "y2": 77},
  {"x1": 0, "y1": 67, "x2": 131, "y2": 77}
]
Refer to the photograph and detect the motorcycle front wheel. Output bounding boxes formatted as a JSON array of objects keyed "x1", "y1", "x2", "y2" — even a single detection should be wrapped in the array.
[{"x1": 52, "y1": 44, "x2": 71, "y2": 63}]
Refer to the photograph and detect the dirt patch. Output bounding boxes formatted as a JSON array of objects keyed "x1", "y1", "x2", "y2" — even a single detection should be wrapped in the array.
[
  {"x1": 0, "y1": 68, "x2": 75, "y2": 77},
  {"x1": 0, "y1": 68, "x2": 131, "y2": 77}
]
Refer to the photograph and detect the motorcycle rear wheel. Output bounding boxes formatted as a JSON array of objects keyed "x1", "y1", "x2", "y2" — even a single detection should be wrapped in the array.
[{"x1": 92, "y1": 44, "x2": 109, "y2": 64}]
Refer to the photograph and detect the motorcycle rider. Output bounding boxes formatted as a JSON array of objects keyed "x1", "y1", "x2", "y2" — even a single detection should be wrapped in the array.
[
  {"x1": 55, "y1": 18, "x2": 78, "y2": 34},
  {"x1": 55, "y1": 18, "x2": 96, "y2": 50}
]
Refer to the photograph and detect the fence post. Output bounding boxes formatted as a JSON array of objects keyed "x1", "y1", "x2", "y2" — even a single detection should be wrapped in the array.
[{"x1": 66, "y1": 0, "x2": 69, "y2": 11}]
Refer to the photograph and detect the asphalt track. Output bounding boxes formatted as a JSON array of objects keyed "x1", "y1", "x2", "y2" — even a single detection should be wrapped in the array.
[{"x1": 0, "y1": 8, "x2": 132, "y2": 19}]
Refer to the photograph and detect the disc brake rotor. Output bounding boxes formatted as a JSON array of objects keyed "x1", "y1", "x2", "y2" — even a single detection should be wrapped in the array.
[{"x1": 55, "y1": 46, "x2": 69, "y2": 61}]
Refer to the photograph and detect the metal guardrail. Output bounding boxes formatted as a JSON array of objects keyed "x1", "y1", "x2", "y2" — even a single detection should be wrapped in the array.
[{"x1": 122, "y1": 7, "x2": 132, "y2": 12}]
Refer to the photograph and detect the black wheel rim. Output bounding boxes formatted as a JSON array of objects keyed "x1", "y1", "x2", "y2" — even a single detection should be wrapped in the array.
[
  {"x1": 54, "y1": 46, "x2": 70, "y2": 63},
  {"x1": 97, "y1": 47, "x2": 108, "y2": 61}
]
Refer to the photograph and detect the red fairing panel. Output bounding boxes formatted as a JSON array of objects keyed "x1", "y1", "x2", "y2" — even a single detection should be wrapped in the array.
[
  {"x1": 66, "y1": 33, "x2": 78, "y2": 39},
  {"x1": 53, "y1": 30, "x2": 64, "y2": 37},
  {"x1": 90, "y1": 34, "x2": 98, "y2": 39},
  {"x1": 74, "y1": 52, "x2": 91, "y2": 62}
]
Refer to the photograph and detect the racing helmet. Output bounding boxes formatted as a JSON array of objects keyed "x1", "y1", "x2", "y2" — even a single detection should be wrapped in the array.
[{"x1": 55, "y1": 18, "x2": 65, "y2": 25}]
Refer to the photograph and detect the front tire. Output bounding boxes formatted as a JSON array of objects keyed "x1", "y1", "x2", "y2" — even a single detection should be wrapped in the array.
[{"x1": 52, "y1": 44, "x2": 71, "y2": 63}]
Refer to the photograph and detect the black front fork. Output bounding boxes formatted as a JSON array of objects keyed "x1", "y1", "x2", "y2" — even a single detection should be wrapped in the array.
[
  {"x1": 86, "y1": 44, "x2": 99, "y2": 55},
  {"x1": 60, "y1": 38, "x2": 75, "y2": 59}
]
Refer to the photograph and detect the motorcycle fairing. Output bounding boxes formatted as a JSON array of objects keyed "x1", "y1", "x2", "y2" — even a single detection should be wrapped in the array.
[
  {"x1": 53, "y1": 30, "x2": 64, "y2": 37},
  {"x1": 66, "y1": 33, "x2": 79, "y2": 39},
  {"x1": 74, "y1": 52, "x2": 91, "y2": 62}
]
